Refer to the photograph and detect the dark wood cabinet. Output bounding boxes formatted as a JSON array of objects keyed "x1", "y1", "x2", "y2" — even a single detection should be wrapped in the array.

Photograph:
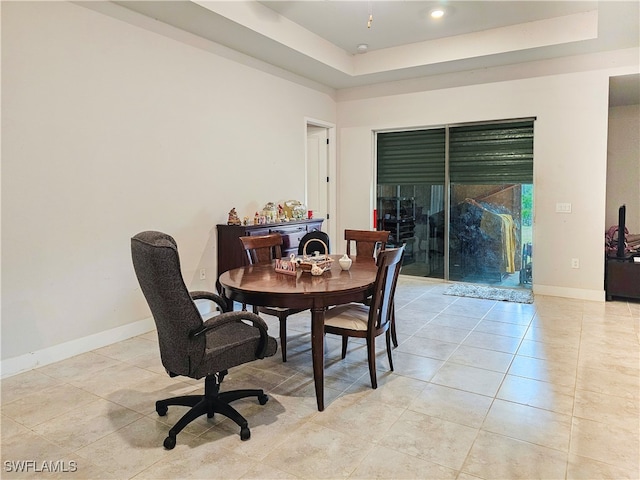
[
  {"x1": 216, "y1": 219, "x2": 324, "y2": 282},
  {"x1": 605, "y1": 256, "x2": 640, "y2": 300}
]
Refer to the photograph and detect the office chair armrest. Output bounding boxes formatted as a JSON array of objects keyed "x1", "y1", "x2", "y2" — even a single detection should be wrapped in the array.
[
  {"x1": 190, "y1": 291, "x2": 231, "y2": 313},
  {"x1": 190, "y1": 311, "x2": 272, "y2": 359}
]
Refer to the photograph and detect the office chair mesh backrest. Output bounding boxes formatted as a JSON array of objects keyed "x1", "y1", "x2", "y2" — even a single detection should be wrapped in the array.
[{"x1": 131, "y1": 231, "x2": 206, "y2": 377}]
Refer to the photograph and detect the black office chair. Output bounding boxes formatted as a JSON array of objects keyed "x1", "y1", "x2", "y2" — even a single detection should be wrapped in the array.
[
  {"x1": 298, "y1": 230, "x2": 330, "y2": 257},
  {"x1": 131, "y1": 231, "x2": 277, "y2": 449}
]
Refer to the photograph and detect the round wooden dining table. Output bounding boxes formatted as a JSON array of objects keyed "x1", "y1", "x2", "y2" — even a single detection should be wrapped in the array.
[{"x1": 218, "y1": 254, "x2": 378, "y2": 411}]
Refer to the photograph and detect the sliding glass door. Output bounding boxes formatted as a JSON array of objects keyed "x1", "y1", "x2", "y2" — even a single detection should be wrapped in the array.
[
  {"x1": 376, "y1": 129, "x2": 446, "y2": 278},
  {"x1": 377, "y1": 120, "x2": 534, "y2": 288},
  {"x1": 448, "y1": 122, "x2": 534, "y2": 286}
]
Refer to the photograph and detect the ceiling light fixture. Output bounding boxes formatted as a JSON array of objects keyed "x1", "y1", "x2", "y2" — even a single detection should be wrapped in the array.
[
  {"x1": 357, "y1": 43, "x2": 369, "y2": 54},
  {"x1": 430, "y1": 7, "x2": 446, "y2": 19}
]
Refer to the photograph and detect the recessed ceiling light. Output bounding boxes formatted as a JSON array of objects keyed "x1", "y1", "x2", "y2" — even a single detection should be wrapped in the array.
[{"x1": 430, "y1": 7, "x2": 446, "y2": 19}]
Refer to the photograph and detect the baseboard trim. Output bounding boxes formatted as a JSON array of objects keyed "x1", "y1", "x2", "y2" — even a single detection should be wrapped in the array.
[
  {"x1": 0, "y1": 317, "x2": 155, "y2": 379},
  {"x1": 533, "y1": 284, "x2": 605, "y2": 302}
]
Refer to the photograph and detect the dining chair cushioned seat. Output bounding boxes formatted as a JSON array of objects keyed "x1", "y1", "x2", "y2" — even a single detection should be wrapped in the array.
[{"x1": 324, "y1": 304, "x2": 369, "y2": 331}]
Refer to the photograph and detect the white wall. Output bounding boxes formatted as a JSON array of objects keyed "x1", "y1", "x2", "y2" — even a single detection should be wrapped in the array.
[
  {"x1": 1, "y1": 2, "x2": 336, "y2": 369},
  {"x1": 336, "y1": 68, "x2": 638, "y2": 301},
  {"x1": 606, "y1": 105, "x2": 640, "y2": 233},
  {"x1": 2, "y1": 1, "x2": 638, "y2": 374}
]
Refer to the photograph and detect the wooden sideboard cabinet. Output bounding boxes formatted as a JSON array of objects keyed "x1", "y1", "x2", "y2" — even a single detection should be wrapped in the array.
[{"x1": 216, "y1": 219, "x2": 324, "y2": 283}]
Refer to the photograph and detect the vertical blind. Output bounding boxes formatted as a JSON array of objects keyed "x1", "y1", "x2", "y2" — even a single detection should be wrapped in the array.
[{"x1": 377, "y1": 120, "x2": 534, "y2": 185}]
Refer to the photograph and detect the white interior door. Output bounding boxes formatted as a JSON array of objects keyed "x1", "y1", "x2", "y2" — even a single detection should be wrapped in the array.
[{"x1": 306, "y1": 126, "x2": 328, "y2": 224}]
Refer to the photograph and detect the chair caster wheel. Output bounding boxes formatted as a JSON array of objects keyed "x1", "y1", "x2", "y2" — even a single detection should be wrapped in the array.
[
  {"x1": 258, "y1": 394, "x2": 269, "y2": 405},
  {"x1": 156, "y1": 403, "x2": 168, "y2": 416},
  {"x1": 240, "y1": 427, "x2": 251, "y2": 441},
  {"x1": 163, "y1": 436, "x2": 176, "y2": 450}
]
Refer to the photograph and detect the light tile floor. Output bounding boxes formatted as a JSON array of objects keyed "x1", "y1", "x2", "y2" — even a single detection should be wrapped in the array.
[{"x1": 2, "y1": 277, "x2": 639, "y2": 479}]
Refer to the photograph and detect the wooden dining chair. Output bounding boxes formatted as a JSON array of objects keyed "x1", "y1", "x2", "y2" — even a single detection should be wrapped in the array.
[
  {"x1": 344, "y1": 229, "x2": 390, "y2": 259},
  {"x1": 238, "y1": 233, "x2": 303, "y2": 362},
  {"x1": 239, "y1": 233, "x2": 283, "y2": 265},
  {"x1": 323, "y1": 245, "x2": 405, "y2": 389},
  {"x1": 343, "y1": 229, "x2": 399, "y2": 347}
]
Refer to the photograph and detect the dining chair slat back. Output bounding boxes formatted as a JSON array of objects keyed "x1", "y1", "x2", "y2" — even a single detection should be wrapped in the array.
[
  {"x1": 239, "y1": 234, "x2": 283, "y2": 265},
  {"x1": 344, "y1": 229, "x2": 390, "y2": 259}
]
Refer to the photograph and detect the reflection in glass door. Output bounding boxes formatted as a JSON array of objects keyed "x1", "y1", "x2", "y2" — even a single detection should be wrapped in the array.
[
  {"x1": 376, "y1": 184, "x2": 445, "y2": 278},
  {"x1": 448, "y1": 121, "x2": 534, "y2": 288},
  {"x1": 448, "y1": 184, "x2": 532, "y2": 287}
]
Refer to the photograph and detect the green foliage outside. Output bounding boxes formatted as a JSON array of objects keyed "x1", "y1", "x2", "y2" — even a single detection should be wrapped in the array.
[{"x1": 521, "y1": 184, "x2": 533, "y2": 227}]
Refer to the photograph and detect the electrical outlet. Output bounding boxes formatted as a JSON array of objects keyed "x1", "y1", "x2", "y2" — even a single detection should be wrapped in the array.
[
  {"x1": 199, "y1": 268, "x2": 206, "y2": 280},
  {"x1": 571, "y1": 258, "x2": 579, "y2": 269}
]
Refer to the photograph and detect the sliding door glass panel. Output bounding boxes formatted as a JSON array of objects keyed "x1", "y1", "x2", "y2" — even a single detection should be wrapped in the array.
[
  {"x1": 377, "y1": 129, "x2": 445, "y2": 277},
  {"x1": 376, "y1": 184, "x2": 445, "y2": 277},
  {"x1": 449, "y1": 184, "x2": 525, "y2": 284},
  {"x1": 448, "y1": 122, "x2": 534, "y2": 287},
  {"x1": 520, "y1": 184, "x2": 533, "y2": 286}
]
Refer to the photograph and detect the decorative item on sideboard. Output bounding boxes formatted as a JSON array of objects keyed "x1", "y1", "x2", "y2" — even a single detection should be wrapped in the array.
[
  {"x1": 284, "y1": 200, "x2": 307, "y2": 220},
  {"x1": 227, "y1": 208, "x2": 241, "y2": 225},
  {"x1": 230, "y1": 201, "x2": 308, "y2": 226},
  {"x1": 262, "y1": 202, "x2": 278, "y2": 223}
]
